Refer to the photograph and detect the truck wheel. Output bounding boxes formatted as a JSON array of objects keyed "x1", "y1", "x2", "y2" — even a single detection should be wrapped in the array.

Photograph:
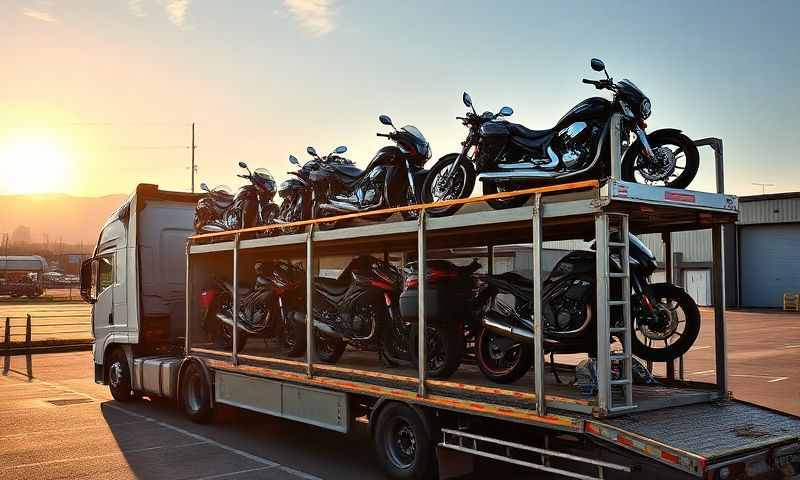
[
  {"x1": 180, "y1": 361, "x2": 213, "y2": 423},
  {"x1": 108, "y1": 349, "x2": 134, "y2": 402},
  {"x1": 373, "y1": 403, "x2": 436, "y2": 480}
]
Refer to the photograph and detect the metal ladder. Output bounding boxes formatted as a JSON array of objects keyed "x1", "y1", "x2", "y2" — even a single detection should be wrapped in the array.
[
  {"x1": 597, "y1": 213, "x2": 635, "y2": 413},
  {"x1": 439, "y1": 428, "x2": 631, "y2": 480}
]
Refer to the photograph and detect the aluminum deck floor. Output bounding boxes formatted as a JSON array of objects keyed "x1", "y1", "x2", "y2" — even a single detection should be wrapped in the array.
[{"x1": 602, "y1": 400, "x2": 800, "y2": 460}]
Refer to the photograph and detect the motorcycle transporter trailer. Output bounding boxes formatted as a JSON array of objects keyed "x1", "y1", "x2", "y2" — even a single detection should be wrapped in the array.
[{"x1": 83, "y1": 139, "x2": 800, "y2": 479}]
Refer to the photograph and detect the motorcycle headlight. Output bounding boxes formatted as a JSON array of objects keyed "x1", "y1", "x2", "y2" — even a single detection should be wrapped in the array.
[{"x1": 640, "y1": 98, "x2": 652, "y2": 119}]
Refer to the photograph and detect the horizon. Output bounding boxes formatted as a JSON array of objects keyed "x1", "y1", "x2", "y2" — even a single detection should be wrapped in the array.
[{"x1": 2, "y1": 1, "x2": 799, "y2": 198}]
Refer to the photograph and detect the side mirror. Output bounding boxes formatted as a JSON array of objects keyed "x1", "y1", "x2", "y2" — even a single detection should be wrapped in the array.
[
  {"x1": 590, "y1": 58, "x2": 605, "y2": 72},
  {"x1": 80, "y1": 258, "x2": 97, "y2": 304},
  {"x1": 238, "y1": 161, "x2": 248, "y2": 169},
  {"x1": 462, "y1": 92, "x2": 473, "y2": 108},
  {"x1": 289, "y1": 155, "x2": 300, "y2": 165},
  {"x1": 307, "y1": 146, "x2": 318, "y2": 158},
  {"x1": 498, "y1": 106, "x2": 513, "y2": 117},
  {"x1": 379, "y1": 115, "x2": 394, "y2": 127},
  {"x1": 199, "y1": 182, "x2": 209, "y2": 192},
  {"x1": 334, "y1": 145, "x2": 347, "y2": 154}
]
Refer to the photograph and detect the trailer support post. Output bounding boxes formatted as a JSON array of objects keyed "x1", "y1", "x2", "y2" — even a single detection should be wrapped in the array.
[
  {"x1": 609, "y1": 113, "x2": 623, "y2": 179},
  {"x1": 531, "y1": 193, "x2": 546, "y2": 416},
  {"x1": 306, "y1": 225, "x2": 315, "y2": 378},
  {"x1": 594, "y1": 214, "x2": 611, "y2": 414},
  {"x1": 417, "y1": 209, "x2": 427, "y2": 397},
  {"x1": 185, "y1": 241, "x2": 191, "y2": 355},
  {"x1": 712, "y1": 224, "x2": 727, "y2": 395},
  {"x1": 487, "y1": 244, "x2": 495, "y2": 275},
  {"x1": 663, "y1": 232, "x2": 676, "y2": 380},
  {"x1": 232, "y1": 233, "x2": 240, "y2": 365}
]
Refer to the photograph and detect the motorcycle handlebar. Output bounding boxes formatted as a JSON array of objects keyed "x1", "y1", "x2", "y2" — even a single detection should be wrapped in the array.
[
  {"x1": 237, "y1": 174, "x2": 249, "y2": 179},
  {"x1": 376, "y1": 132, "x2": 391, "y2": 138}
]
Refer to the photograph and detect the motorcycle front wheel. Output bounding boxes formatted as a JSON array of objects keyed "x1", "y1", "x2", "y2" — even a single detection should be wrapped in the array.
[
  {"x1": 476, "y1": 326, "x2": 532, "y2": 384},
  {"x1": 621, "y1": 131, "x2": 699, "y2": 189},
  {"x1": 314, "y1": 334, "x2": 346, "y2": 363},
  {"x1": 421, "y1": 153, "x2": 476, "y2": 217},
  {"x1": 211, "y1": 295, "x2": 248, "y2": 353},
  {"x1": 631, "y1": 283, "x2": 701, "y2": 362}
]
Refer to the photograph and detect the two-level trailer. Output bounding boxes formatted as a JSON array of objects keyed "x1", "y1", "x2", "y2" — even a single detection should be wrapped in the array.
[{"x1": 82, "y1": 137, "x2": 800, "y2": 479}]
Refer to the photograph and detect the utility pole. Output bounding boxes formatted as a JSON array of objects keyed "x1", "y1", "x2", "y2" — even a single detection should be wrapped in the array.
[{"x1": 190, "y1": 122, "x2": 196, "y2": 193}]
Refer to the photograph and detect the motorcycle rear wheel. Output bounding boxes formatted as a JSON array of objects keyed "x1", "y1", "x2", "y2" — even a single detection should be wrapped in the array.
[
  {"x1": 407, "y1": 322, "x2": 464, "y2": 379},
  {"x1": 421, "y1": 153, "x2": 476, "y2": 217},
  {"x1": 314, "y1": 334, "x2": 346, "y2": 363},
  {"x1": 476, "y1": 326, "x2": 532, "y2": 384},
  {"x1": 482, "y1": 181, "x2": 532, "y2": 210}
]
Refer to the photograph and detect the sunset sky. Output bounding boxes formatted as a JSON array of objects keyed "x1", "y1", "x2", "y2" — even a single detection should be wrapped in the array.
[{"x1": 2, "y1": 0, "x2": 799, "y2": 197}]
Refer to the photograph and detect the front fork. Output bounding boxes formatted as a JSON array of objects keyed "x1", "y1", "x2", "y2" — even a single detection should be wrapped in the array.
[
  {"x1": 633, "y1": 124, "x2": 655, "y2": 161},
  {"x1": 403, "y1": 160, "x2": 417, "y2": 202}
]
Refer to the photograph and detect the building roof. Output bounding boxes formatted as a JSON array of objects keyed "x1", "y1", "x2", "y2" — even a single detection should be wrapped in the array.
[{"x1": 739, "y1": 191, "x2": 800, "y2": 202}]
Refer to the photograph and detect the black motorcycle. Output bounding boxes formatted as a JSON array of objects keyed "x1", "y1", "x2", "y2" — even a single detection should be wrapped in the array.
[
  {"x1": 200, "y1": 260, "x2": 306, "y2": 355},
  {"x1": 422, "y1": 58, "x2": 700, "y2": 216},
  {"x1": 399, "y1": 259, "x2": 492, "y2": 378},
  {"x1": 476, "y1": 234, "x2": 701, "y2": 384},
  {"x1": 195, "y1": 161, "x2": 279, "y2": 233},
  {"x1": 291, "y1": 256, "x2": 420, "y2": 367},
  {"x1": 276, "y1": 115, "x2": 430, "y2": 229}
]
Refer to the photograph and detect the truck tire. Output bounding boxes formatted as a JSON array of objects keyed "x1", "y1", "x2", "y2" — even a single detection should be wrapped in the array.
[
  {"x1": 373, "y1": 403, "x2": 436, "y2": 480},
  {"x1": 180, "y1": 360, "x2": 213, "y2": 424},
  {"x1": 108, "y1": 349, "x2": 135, "y2": 402}
]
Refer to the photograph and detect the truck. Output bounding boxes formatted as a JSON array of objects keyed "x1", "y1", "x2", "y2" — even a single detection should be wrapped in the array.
[{"x1": 81, "y1": 139, "x2": 800, "y2": 480}]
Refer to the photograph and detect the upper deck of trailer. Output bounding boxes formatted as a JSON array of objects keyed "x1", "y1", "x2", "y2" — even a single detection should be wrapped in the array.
[{"x1": 188, "y1": 179, "x2": 738, "y2": 255}]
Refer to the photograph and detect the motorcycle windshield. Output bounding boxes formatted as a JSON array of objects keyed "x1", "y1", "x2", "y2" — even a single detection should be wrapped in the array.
[
  {"x1": 212, "y1": 185, "x2": 232, "y2": 195},
  {"x1": 401, "y1": 125, "x2": 431, "y2": 159}
]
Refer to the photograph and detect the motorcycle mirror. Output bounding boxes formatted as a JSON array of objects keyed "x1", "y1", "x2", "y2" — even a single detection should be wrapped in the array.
[
  {"x1": 199, "y1": 182, "x2": 209, "y2": 192},
  {"x1": 590, "y1": 58, "x2": 605, "y2": 72},
  {"x1": 238, "y1": 161, "x2": 248, "y2": 169},
  {"x1": 307, "y1": 146, "x2": 318, "y2": 158},
  {"x1": 289, "y1": 155, "x2": 299, "y2": 165},
  {"x1": 334, "y1": 145, "x2": 347, "y2": 154},
  {"x1": 462, "y1": 92, "x2": 473, "y2": 108},
  {"x1": 498, "y1": 106, "x2": 513, "y2": 117},
  {"x1": 379, "y1": 115, "x2": 394, "y2": 127}
]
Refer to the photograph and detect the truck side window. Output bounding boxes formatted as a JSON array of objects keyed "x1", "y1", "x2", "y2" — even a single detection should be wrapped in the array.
[{"x1": 97, "y1": 255, "x2": 114, "y2": 294}]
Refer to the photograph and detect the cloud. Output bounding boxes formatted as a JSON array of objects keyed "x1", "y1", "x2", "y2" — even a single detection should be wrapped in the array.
[
  {"x1": 283, "y1": 0, "x2": 336, "y2": 36},
  {"x1": 128, "y1": 0, "x2": 146, "y2": 17},
  {"x1": 22, "y1": 8, "x2": 56, "y2": 22},
  {"x1": 163, "y1": 0, "x2": 190, "y2": 27}
]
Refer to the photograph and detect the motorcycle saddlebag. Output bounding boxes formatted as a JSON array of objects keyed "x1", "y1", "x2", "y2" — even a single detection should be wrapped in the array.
[{"x1": 399, "y1": 287, "x2": 444, "y2": 322}]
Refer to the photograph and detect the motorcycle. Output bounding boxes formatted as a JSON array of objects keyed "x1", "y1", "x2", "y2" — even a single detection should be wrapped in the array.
[
  {"x1": 200, "y1": 260, "x2": 306, "y2": 356},
  {"x1": 476, "y1": 233, "x2": 701, "y2": 384},
  {"x1": 291, "y1": 255, "x2": 420, "y2": 368},
  {"x1": 399, "y1": 259, "x2": 492, "y2": 378},
  {"x1": 422, "y1": 58, "x2": 700, "y2": 216},
  {"x1": 194, "y1": 161, "x2": 280, "y2": 233},
  {"x1": 276, "y1": 115, "x2": 430, "y2": 229}
]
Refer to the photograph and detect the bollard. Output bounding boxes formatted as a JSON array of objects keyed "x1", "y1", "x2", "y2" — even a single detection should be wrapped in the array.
[
  {"x1": 25, "y1": 314, "x2": 33, "y2": 379},
  {"x1": 26, "y1": 314, "x2": 32, "y2": 345}
]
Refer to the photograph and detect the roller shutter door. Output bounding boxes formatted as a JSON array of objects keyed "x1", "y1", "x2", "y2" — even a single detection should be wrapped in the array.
[{"x1": 739, "y1": 224, "x2": 800, "y2": 307}]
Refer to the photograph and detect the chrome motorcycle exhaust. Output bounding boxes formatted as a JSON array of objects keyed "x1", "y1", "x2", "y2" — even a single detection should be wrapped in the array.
[
  {"x1": 290, "y1": 312, "x2": 345, "y2": 340},
  {"x1": 481, "y1": 312, "x2": 534, "y2": 343},
  {"x1": 215, "y1": 312, "x2": 261, "y2": 335}
]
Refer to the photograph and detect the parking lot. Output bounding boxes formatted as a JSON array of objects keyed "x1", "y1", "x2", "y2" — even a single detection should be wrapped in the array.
[{"x1": 0, "y1": 308, "x2": 797, "y2": 479}]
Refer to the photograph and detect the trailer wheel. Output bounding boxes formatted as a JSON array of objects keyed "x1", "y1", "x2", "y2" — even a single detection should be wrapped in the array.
[
  {"x1": 106, "y1": 349, "x2": 135, "y2": 402},
  {"x1": 180, "y1": 361, "x2": 213, "y2": 423},
  {"x1": 373, "y1": 403, "x2": 436, "y2": 480}
]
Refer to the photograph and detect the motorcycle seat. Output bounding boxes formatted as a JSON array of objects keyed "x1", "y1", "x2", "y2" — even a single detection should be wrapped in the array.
[
  {"x1": 332, "y1": 165, "x2": 363, "y2": 178},
  {"x1": 507, "y1": 123, "x2": 554, "y2": 153},
  {"x1": 315, "y1": 276, "x2": 350, "y2": 297}
]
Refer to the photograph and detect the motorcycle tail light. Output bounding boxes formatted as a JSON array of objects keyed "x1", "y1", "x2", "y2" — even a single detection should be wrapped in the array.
[
  {"x1": 199, "y1": 289, "x2": 216, "y2": 309},
  {"x1": 430, "y1": 270, "x2": 458, "y2": 282},
  {"x1": 384, "y1": 292, "x2": 392, "y2": 306},
  {"x1": 405, "y1": 277, "x2": 418, "y2": 289},
  {"x1": 369, "y1": 279, "x2": 394, "y2": 291}
]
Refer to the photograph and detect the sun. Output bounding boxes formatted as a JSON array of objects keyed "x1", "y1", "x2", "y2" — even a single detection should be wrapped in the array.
[{"x1": 0, "y1": 134, "x2": 71, "y2": 194}]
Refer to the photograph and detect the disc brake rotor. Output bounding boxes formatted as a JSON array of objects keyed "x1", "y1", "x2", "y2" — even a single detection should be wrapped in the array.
[
  {"x1": 639, "y1": 146, "x2": 677, "y2": 182},
  {"x1": 639, "y1": 303, "x2": 679, "y2": 341}
]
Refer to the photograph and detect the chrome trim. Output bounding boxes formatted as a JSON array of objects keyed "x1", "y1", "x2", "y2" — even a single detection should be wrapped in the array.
[{"x1": 633, "y1": 125, "x2": 654, "y2": 160}]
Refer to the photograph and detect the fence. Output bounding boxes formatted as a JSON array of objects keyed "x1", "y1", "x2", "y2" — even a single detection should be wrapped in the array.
[{"x1": 2, "y1": 313, "x2": 92, "y2": 353}]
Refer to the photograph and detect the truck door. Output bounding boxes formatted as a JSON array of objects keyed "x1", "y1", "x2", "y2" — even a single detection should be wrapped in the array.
[
  {"x1": 112, "y1": 248, "x2": 128, "y2": 330},
  {"x1": 92, "y1": 253, "x2": 115, "y2": 347}
]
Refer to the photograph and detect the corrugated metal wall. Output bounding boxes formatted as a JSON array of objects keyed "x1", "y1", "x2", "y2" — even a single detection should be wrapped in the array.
[
  {"x1": 738, "y1": 196, "x2": 800, "y2": 225},
  {"x1": 640, "y1": 230, "x2": 712, "y2": 263}
]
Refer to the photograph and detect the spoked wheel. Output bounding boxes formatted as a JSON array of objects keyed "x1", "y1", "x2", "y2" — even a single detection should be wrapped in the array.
[
  {"x1": 373, "y1": 403, "x2": 436, "y2": 480},
  {"x1": 483, "y1": 180, "x2": 531, "y2": 210},
  {"x1": 476, "y1": 326, "x2": 532, "y2": 384},
  {"x1": 407, "y1": 322, "x2": 464, "y2": 379},
  {"x1": 421, "y1": 153, "x2": 476, "y2": 217},
  {"x1": 631, "y1": 283, "x2": 701, "y2": 362},
  {"x1": 621, "y1": 131, "x2": 699, "y2": 189}
]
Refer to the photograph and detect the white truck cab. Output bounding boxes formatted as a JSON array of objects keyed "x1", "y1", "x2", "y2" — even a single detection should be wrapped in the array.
[{"x1": 80, "y1": 184, "x2": 199, "y2": 399}]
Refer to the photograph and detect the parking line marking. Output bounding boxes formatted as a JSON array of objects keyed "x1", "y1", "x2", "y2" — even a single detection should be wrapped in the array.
[
  {"x1": 4, "y1": 440, "x2": 207, "y2": 470},
  {"x1": 191, "y1": 466, "x2": 277, "y2": 480},
  {"x1": 104, "y1": 404, "x2": 323, "y2": 480},
  {"x1": 0, "y1": 419, "x2": 150, "y2": 439},
  {"x1": 689, "y1": 345, "x2": 712, "y2": 351},
  {"x1": 691, "y1": 369, "x2": 715, "y2": 375},
  {"x1": 767, "y1": 377, "x2": 789, "y2": 383},
  {"x1": 784, "y1": 344, "x2": 800, "y2": 349}
]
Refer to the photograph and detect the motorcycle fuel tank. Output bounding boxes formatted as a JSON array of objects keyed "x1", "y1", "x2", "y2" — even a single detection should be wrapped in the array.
[{"x1": 555, "y1": 97, "x2": 611, "y2": 130}]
